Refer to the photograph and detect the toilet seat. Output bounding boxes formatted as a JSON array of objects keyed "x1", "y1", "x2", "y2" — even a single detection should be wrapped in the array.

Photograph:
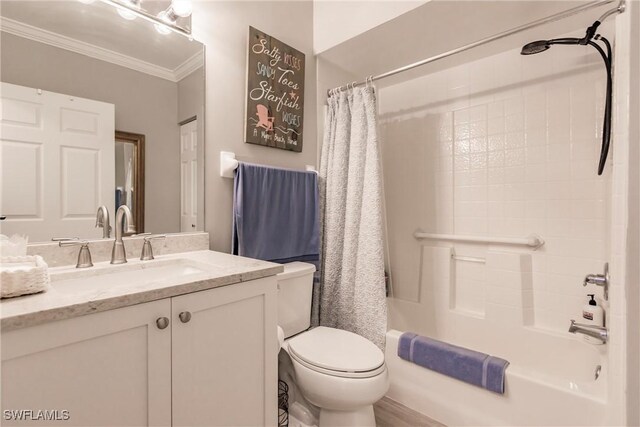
[{"x1": 287, "y1": 326, "x2": 385, "y2": 379}]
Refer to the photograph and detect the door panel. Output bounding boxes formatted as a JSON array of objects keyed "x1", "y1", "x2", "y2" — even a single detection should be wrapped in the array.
[
  {"x1": 171, "y1": 278, "x2": 278, "y2": 426},
  {"x1": 1, "y1": 141, "x2": 42, "y2": 218},
  {"x1": 180, "y1": 119, "x2": 198, "y2": 232},
  {"x1": 1, "y1": 299, "x2": 172, "y2": 427},
  {"x1": 0, "y1": 82, "x2": 115, "y2": 240}
]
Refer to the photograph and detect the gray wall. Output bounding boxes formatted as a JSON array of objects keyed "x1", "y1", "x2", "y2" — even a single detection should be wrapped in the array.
[
  {"x1": 177, "y1": 67, "x2": 204, "y2": 123},
  {"x1": 192, "y1": 1, "x2": 317, "y2": 252},
  {"x1": 1, "y1": 33, "x2": 181, "y2": 234}
]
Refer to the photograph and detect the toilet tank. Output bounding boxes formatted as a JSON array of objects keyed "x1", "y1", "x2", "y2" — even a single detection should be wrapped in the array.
[{"x1": 277, "y1": 262, "x2": 316, "y2": 338}]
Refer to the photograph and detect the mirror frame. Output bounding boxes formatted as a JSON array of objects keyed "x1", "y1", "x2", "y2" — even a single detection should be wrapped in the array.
[{"x1": 115, "y1": 130, "x2": 145, "y2": 235}]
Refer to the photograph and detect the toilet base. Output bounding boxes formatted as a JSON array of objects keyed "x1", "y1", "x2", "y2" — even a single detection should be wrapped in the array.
[{"x1": 319, "y1": 405, "x2": 375, "y2": 427}]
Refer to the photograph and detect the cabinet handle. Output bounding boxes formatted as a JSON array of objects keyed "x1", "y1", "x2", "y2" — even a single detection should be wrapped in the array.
[
  {"x1": 178, "y1": 311, "x2": 192, "y2": 323},
  {"x1": 156, "y1": 317, "x2": 170, "y2": 330}
]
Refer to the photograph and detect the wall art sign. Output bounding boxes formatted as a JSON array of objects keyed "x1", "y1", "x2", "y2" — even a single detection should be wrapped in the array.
[{"x1": 245, "y1": 26, "x2": 305, "y2": 152}]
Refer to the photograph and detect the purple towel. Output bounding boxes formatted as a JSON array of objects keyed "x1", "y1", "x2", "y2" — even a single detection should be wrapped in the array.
[
  {"x1": 232, "y1": 162, "x2": 319, "y2": 263},
  {"x1": 398, "y1": 332, "x2": 509, "y2": 394}
]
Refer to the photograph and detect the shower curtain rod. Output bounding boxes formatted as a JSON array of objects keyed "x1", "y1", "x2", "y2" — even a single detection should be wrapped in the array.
[{"x1": 328, "y1": 0, "x2": 625, "y2": 96}]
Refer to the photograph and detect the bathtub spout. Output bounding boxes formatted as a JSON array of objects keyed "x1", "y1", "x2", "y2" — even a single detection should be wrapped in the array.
[{"x1": 568, "y1": 320, "x2": 608, "y2": 344}]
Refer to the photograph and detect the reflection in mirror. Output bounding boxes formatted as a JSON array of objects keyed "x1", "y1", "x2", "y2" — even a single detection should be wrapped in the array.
[
  {"x1": 115, "y1": 131, "x2": 145, "y2": 235},
  {"x1": 0, "y1": 0, "x2": 205, "y2": 243}
]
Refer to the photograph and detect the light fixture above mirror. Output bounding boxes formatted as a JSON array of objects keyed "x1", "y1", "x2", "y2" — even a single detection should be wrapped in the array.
[
  {"x1": 116, "y1": 0, "x2": 141, "y2": 21},
  {"x1": 155, "y1": 0, "x2": 192, "y2": 35},
  {"x1": 96, "y1": 0, "x2": 193, "y2": 38}
]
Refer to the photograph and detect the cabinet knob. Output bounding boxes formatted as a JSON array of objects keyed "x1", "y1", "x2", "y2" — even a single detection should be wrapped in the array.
[
  {"x1": 178, "y1": 311, "x2": 192, "y2": 323},
  {"x1": 156, "y1": 317, "x2": 170, "y2": 330}
]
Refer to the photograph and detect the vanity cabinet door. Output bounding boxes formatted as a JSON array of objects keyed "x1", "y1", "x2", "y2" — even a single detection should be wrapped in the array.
[
  {"x1": 1, "y1": 299, "x2": 172, "y2": 427},
  {"x1": 171, "y1": 277, "x2": 278, "y2": 427}
]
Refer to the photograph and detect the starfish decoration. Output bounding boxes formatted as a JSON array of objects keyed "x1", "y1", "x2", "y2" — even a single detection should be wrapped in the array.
[{"x1": 289, "y1": 90, "x2": 297, "y2": 99}]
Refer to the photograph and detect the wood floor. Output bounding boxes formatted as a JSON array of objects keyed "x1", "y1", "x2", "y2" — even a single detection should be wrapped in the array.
[{"x1": 374, "y1": 397, "x2": 446, "y2": 427}]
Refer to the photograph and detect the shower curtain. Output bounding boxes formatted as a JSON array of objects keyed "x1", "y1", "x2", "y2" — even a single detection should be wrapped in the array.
[{"x1": 317, "y1": 86, "x2": 387, "y2": 349}]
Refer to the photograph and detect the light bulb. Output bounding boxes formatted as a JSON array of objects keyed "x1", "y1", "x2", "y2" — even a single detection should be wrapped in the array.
[
  {"x1": 116, "y1": 0, "x2": 140, "y2": 21},
  {"x1": 154, "y1": 11, "x2": 172, "y2": 35},
  {"x1": 171, "y1": 0, "x2": 192, "y2": 17},
  {"x1": 154, "y1": 23, "x2": 172, "y2": 35},
  {"x1": 117, "y1": 8, "x2": 137, "y2": 20}
]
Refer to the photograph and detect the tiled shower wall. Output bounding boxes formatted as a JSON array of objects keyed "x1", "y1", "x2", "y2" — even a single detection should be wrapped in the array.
[{"x1": 380, "y1": 25, "x2": 614, "y2": 333}]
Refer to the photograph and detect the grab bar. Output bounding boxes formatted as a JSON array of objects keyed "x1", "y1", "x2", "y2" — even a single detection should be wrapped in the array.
[
  {"x1": 414, "y1": 232, "x2": 545, "y2": 249},
  {"x1": 451, "y1": 255, "x2": 486, "y2": 263}
]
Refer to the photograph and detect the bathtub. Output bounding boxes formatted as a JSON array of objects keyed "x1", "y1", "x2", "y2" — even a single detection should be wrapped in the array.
[{"x1": 385, "y1": 329, "x2": 607, "y2": 426}]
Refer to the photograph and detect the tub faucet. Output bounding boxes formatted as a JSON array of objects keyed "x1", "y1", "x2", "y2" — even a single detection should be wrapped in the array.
[
  {"x1": 111, "y1": 205, "x2": 135, "y2": 264},
  {"x1": 568, "y1": 320, "x2": 608, "y2": 344},
  {"x1": 95, "y1": 205, "x2": 111, "y2": 238},
  {"x1": 583, "y1": 262, "x2": 609, "y2": 301}
]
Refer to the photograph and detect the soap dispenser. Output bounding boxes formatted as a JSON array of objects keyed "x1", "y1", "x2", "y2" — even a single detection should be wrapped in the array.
[{"x1": 582, "y1": 294, "x2": 604, "y2": 344}]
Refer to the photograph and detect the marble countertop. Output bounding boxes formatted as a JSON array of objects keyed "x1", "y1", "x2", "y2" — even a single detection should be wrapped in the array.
[{"x1": 1, "y1": 250, "x2": 284, "y2": 331}]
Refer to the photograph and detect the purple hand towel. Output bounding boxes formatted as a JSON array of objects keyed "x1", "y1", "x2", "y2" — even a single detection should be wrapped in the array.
[
  {"x1": 398, "y1": 332, "x2": 509, "y2": 394},
  {"x1": 232, "y1": 162, "x2": 319, "y2": 263}
]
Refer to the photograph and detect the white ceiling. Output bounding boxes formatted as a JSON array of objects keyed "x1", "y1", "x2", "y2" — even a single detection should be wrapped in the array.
[
  {"x1": 0, "y1": 0, "x2": 202, "y2": 71},
  {"x1": 313, "y1": 0, "x2": 428, "y2": 53},
  {"x1": 318, "y1": 0, "x2": 617, "y2": 88}
]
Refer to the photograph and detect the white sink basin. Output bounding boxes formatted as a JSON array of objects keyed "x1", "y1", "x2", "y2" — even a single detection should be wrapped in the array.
[{"x1": 50, "y1": 258, "x2": 211, "y2": 294}]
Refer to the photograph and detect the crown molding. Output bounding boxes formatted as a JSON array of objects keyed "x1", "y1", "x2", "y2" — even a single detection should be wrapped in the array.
[
  {"x1": 0, "y1": 17, "x2": 202, "y2": 83},
  {"x1": 174, "y1": 51, "x2": 204, "y2": 81}
]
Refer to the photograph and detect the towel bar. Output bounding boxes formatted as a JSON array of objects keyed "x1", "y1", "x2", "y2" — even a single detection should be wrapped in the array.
[
  {"x1": 220, "y1": 151, "x2": 239, "y2": 178},
  {"x1": 220, "y1": 151, "x2": 317, "y2": 178}
]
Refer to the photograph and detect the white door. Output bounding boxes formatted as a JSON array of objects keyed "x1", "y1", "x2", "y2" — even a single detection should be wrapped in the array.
[
  {"x1": 180, "y1": 119, "x2": 198, "y2": 232},
  {"x1": 171, "y1": 277, "x2": 278, "y2": 426},
  {"x1": 0, "y1": 82, "x2": 115, "y2": 241},
  {"x1": 1, "y1": 299, "x2": 172, "y2": 427}
]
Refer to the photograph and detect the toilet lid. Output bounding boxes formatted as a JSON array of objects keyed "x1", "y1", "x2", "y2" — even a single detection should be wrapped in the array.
[{"x1": 287, "y1": 327, "x2": 384, "y2": 374}]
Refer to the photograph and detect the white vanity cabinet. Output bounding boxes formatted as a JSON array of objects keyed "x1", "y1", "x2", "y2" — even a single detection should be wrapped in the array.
[
  {"x1": 1, "y1": 277, "x2": 278, "y2": 427},
  {"x1": 1, "y1": 298, "x2": 173, "y2": 426}
]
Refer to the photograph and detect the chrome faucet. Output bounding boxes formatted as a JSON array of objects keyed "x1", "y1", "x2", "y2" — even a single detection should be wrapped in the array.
[
  {"x1": 53, "y1": 238, "x2": 93, "y2": 268},
  {"x1": 568, "y1": 320, "x2": 608, "y2": 344},
  {"x1": 140, "y1": 234, "x2": 167, "y2": 261},
  {"x1": 111, "y1": 205, "x2": 135, "y2": 264},
  {"x1": 583, "y1": 262, "x2": 609, "y2": 300},
  {"x1": 95, "y1": 206, "x2": 111, "y2": 238}
]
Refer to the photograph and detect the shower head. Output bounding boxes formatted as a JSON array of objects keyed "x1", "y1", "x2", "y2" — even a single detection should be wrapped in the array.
[
  {"x1": 520, "y1": 40, "x2": 550, "y2": 55},
  {"x1": 520, "y1": 18, "x2": 602, "y2": 54},
  {"x1": 520, "y1": 37, "x2": 582, "y2": 55},
  {"x1": 520, "y1": 23, "x2": 614, "y2": 175}
]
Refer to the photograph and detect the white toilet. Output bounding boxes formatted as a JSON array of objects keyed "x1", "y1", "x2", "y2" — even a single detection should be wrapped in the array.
[{"x1": 277, "y1": 262, "x2": 389, "y2": 427}]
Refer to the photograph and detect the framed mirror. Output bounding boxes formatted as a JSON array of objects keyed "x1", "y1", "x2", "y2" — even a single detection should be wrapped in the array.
[
  {"x1": 115, "y1": 131, "x2": 145, "y2": 235},
  {"x1": 0, "y1": 0, "x2": 205, "y2": 242}
]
